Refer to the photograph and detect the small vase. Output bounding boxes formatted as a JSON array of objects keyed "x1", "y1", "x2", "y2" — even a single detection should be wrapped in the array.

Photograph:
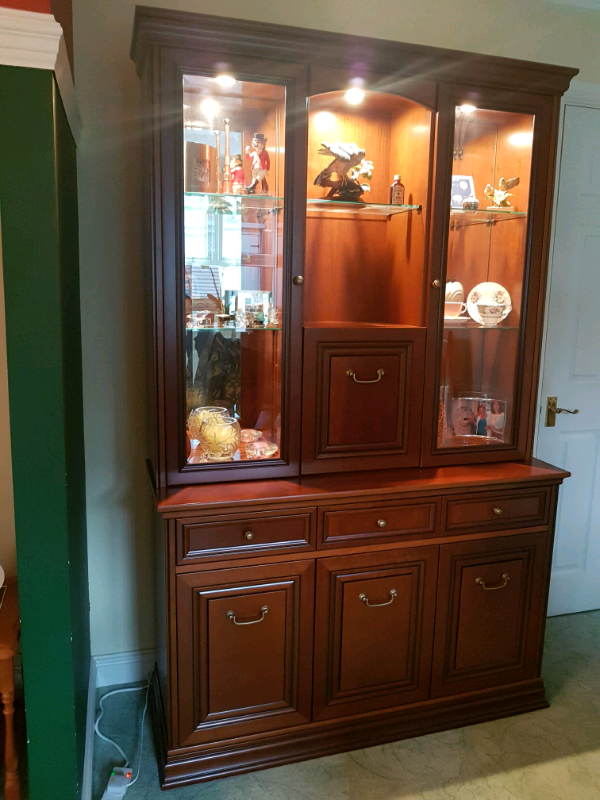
[
  {"x1": 187, "y1": 406, "x2": 228, "y2": 441},
  {"x1": 199, "y1": 415, "x2": 241, "y2": 461}
]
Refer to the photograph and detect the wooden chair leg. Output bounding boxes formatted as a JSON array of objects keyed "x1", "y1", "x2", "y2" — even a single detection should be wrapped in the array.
[{"x1": 0, "y1": 656, "x2": 19, "y2": 800}]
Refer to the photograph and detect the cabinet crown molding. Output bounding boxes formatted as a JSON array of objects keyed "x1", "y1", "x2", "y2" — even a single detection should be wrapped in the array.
[{"x1": 131, "y1": 5, "x2": 578, "y2": 94}]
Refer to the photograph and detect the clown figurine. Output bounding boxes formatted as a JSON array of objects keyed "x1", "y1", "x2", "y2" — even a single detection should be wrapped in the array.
[
  {"x1": 230, "y1": 154, "x2": 245, "y2": 195},
  {"x1": 245, "y1": 133, "x2": 270, "y2": 194}
]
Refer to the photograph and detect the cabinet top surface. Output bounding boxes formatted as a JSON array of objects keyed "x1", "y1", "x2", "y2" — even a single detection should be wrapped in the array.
[{"x1": 156, "y1": 460, "x2": 569, "y2": 515}]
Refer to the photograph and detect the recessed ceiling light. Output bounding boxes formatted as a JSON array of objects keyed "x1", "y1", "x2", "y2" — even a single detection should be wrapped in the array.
[
  {"x1": 215, "y1": 74, "x2": 236, "y2": 88},
  {"x1": 345, "y1": 88, "x2": 365, "y2": 105},
  {"x1": 458, "y1": 104, "x2": 477, "y2": 114}
]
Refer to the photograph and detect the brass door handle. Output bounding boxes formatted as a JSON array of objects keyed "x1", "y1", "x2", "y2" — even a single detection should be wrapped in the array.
[
  {"x1": 475, "y1": 574, "x2": 510, "y2": 591},
  {"x1": 493, "y1": 507, "x2": 503, "y2": 516},
  {"x1": 244, "y1": 531, "x2": 254, "y2": 540},
  {"x1": 546, "y1": 396, "x2": 579, "y2": 427},
  {"x1": 359, "y1": 589, "x2": 397, "y2": 607},
  {"x1": 346, "y1": 368, "x2": 385, "y2": 384},
  {"x1": 227, "y1": 606, "x2": 269, "y2": 625},
  {"x1": 377, "y1": 519, "x2": 387, "y2": 528}
]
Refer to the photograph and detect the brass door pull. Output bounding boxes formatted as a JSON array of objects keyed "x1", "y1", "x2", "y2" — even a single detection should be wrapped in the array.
[
  {"x1": 227, "y1": 606, "x2": 269, "y2": 625},
  {"x1": 346, "y1": 368, "x2": 385, "y2": 384},
  {"x1": 244, "y1": 531, "x2": 254, "y2": 540},
  {"x1": 377, "y1": 519, "x2": 387, "y2": 528},
  {"x1": 475, "y1": 574, "x2": 510, "y2": 591},
  {"x1": 359, "y1": 589, "x2": 397, "y2": 607},
  {"x1": 493, "y1": 507, "x2": 503, "y2": 516}
]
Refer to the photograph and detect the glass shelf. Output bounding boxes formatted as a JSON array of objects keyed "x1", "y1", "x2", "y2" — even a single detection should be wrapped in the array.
[
  {"x1": 185, "y1": 192, "x2": 284, "y2": 213},
  {"x1": 186, "y1": 326, "x2": 282, "y2": 332},
  {"x1": 449, "y1": 208, "x2": 527, "y2": 228},
  {"x1": 443, "y1": 319, "x2": 519, "y2": 330},
  {"x1": 307, "y1": 199, "x2": 421, "y2": 217}
]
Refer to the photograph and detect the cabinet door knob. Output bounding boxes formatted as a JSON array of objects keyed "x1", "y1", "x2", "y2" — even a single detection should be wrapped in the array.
[
  {"x1": 431, "y1": 279, "x2": 441, "y2": 288},
  {"x1": 293, "y1": 275, "x2": 304, "y2": 285},
  {"x1": 359, "y1": 589, "x2": 397, "y2": 607},
  {"x1": 377, "y1": 519, "x2": 387, "y2": 528},
  {"x1": 475, "y1": 574, "x2": 510, "y2": 591},
  {"x1": 493, "y1": 507, "x2": 503, "y2": 516},
  {"x1": 244, "y1": 531, "x2": 254, "y2": 540}
]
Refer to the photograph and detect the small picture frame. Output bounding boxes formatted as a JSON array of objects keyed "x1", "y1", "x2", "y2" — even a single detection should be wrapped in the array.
[
  {"x1": 451, "y1": 175, "x2": 475, "y2": 209},
  {"x1": 451, "y1": 396, "x2": 507, "y2": 442}
]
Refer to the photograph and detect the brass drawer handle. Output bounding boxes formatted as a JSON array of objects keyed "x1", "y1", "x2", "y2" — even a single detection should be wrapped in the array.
[
  {"x1": 227, "y1": 606, "x2": 269, "y2": 625},
  {"x1": 346, "y1": 368, "x2": 385, "y2": 384},
  {"x1": 359, "y1": 589, "x2": 397, "y2": 607},
  {"x1": 493, "y1": 507, "x2": 503, "y2": 516},
  {"x1": 475, "y1": 574, "x2": 510, "y2": 591},
  {"x1": 244, "y1": 531, "x2": 254, "y2": 540},
  {"x1": 377, "y1": 519, "x2": 387, "y2": 528}
]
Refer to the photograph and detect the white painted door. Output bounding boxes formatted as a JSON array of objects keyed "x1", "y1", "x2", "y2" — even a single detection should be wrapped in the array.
[{"x1": 536, "y1": 103, "x2": 600, "y2": 616}]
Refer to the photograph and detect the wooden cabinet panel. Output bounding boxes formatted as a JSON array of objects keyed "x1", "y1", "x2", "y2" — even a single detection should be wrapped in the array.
[
  {"x1": 443, "y1": 488, "x2": 550, "y2": 534},
  {"x1": 321, "y1": 499, "x2": 438, "y2": 548},
  {"x1": 176, "y1": 561, "x2": 314, "y2": 746},
  {"x1": 431, "y1": 532, "x2": 549, "y2": 698},
  {"x1": 313, "y1": 547, "x2": 438, "y2": 720},
  {"x1": 302, "y1": 327, "x2": 426, "y2": 474},
  {"x1": 176, "y1": 508, "x2": 316, "y2": 564}
]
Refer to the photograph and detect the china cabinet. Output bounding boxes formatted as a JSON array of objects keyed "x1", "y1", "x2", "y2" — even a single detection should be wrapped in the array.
[{"x1": 131, "y1": 7, "x2": 576, "y2": 789}]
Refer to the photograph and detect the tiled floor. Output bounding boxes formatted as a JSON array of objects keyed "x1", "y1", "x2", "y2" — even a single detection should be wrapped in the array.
[{"x1": 93, "y1": 610, "x2": 600, "y2": 800}]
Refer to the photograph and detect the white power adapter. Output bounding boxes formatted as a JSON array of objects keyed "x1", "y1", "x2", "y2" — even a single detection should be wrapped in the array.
[{"x1": 101, "y1": 766, "x2": 132, "y2": 799}]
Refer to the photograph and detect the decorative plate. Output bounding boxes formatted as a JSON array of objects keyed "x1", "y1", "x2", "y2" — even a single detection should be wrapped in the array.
[{"x1": 467, "y1": 282, "x2": 512, "y2": 325}]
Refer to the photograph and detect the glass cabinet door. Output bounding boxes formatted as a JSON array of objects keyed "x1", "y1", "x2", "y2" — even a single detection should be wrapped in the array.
[
  {"x1": 436, "y1": 103, "x2": 534, "y2": 451},
  {"x1": 182, "y1": 75, "x2": 286, "y2": 466}
]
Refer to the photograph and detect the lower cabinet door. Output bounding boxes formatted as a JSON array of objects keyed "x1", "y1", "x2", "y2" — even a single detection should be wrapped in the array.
[
  {"x1": 431, "y1": 532, "x2": 549, "y2": 698},
  {"x1": 176, "y1": 560, "x2": 314, "y2": 747},
  {"x1": 313, "y1": 546, "x2": 439, "y2": 720}
]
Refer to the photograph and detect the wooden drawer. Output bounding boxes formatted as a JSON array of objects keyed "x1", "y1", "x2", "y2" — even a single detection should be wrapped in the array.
[
  {"x1": 176, "y1": 509, "x2": 316, "y2": 564},
  {"x1": 443, "y1": 488, "x2": 550, "y2": 534},
  {"x1": 320, "y1": 499, "x2": 439, "y2": 549}
]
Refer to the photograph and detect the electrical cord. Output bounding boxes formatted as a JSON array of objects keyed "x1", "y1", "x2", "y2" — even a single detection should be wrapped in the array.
[{"x1": 94, "y1": 678, "x2": 151, "y2": 784}]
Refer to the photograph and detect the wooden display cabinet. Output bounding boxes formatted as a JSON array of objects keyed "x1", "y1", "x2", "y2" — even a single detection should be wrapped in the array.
[{"x1": 132, "y1": 7, "x2": 576, "y2": 789}]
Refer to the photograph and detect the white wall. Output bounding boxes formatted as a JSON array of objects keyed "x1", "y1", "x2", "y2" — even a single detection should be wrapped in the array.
[
  {"x1": 73, "y1": 0, "x2": 600, "y2": 657},
  {"x1": 0, "y1": 212, "x2": 16, "y2": 579}
]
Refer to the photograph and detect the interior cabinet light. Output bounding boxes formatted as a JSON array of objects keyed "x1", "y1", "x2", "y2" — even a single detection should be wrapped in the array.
[
  {"x1": 200, "y1": 98, "x2": 220, "y2": 119},
  {"x1": 345, "y1": 88, "x2": 365, "y2": 105},
  {"x1": 458, "y1": 104, "x2": 477, "y2": 114},
  {"x1": 215, "y1": 74, "x2": 236, "y2": 87}
]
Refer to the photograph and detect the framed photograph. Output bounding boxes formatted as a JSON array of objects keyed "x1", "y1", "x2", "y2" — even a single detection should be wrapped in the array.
[
  {"x1": 451, "y1": 396, "x2": 507, "y2": 442},
  {"x1": 451, "y1": 175, "x2": 475, "y2": 209}
]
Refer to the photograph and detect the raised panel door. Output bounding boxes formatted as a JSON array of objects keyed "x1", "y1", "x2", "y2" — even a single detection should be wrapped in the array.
[
  {"x1": 176, "y1": 560, "x2": 314, "y2": 746},
  {"x1": 431, "y1": 532, "x2": 549, "y2": 698},
  {"x1": 313, "y1": 546, "x2": 438, "y2": 720}
]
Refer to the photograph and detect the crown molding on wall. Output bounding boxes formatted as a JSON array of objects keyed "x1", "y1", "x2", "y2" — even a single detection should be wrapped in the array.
[
  {"x1": 564, "y1": 79, "x2": 600, "y2": 108},
  {"x1": 0, "y1": 6, "x2": 81, "y2": 142}
]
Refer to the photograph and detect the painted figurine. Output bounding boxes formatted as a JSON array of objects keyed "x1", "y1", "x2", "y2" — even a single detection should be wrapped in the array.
[
  {"x1": 484, "y1": 176, "x2": 520, "y2": 208},
  {"x1": 314, "y1": 141, "x2": 372, "y2": 201},
  {"x1": 230, "y1": 154, "x2": 246, "y2": 195},
  {"x1": 245, "y1": 133, "x2": 270, "y2": 194}
]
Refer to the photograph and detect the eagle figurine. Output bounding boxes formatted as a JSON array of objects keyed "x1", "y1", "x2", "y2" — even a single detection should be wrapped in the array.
[
  {"x1": 484, "y1": 176, "x2": 520, "y2": 208},
  {"x1": 314, "y1": 141, "x2": 369, "y2": 201}
]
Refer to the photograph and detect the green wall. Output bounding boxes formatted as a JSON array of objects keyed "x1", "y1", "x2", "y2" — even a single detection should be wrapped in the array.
[{"x1": 0, "y1": 66, "x2": 89, "y2": 799}]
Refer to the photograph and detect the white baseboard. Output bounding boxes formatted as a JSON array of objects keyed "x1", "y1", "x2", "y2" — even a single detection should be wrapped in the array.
[
  {"x1": 81, "y1": 656, "x2": 97, "y2": 800},
  {"x1": 94, "y1": 648, "x2": 159, "y2": 688}
]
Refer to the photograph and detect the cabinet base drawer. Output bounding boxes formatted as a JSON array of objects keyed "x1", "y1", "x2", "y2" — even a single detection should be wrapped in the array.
[
  {"x1": 176, "y1": 509, "x2": 316, "y2": 564},
  {"x1": 443, "y1": 488, "x2": 550, "y2": 534},
  {"x1": 321, "y1": 499, "x2": 438, "y2": 548}
]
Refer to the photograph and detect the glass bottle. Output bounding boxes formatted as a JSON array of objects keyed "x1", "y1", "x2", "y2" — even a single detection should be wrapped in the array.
[{"x1": 390, "y1": 175, "x2": 405, "y2": 205}]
